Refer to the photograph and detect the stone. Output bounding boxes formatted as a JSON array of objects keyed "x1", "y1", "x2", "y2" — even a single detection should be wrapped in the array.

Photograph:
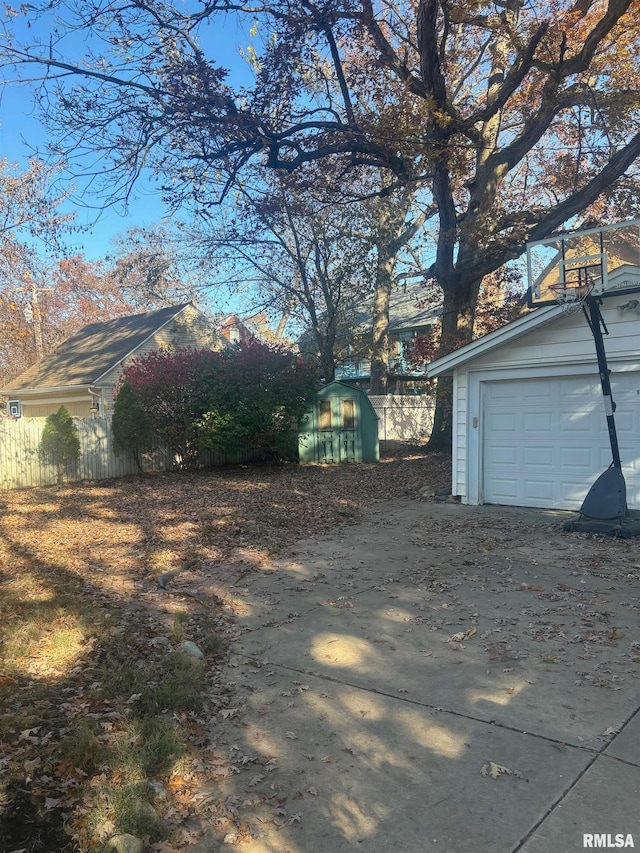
[
  {"x1": 108, "y1": 834, "x2": 143, "y2": 853},
  {"x1": 146, "y1": 780, "x2": 167, "y2": 800},
  {"x1": 177, "y1": 640, "x2": 205, "y2": 660},
  {"x1": 149, "y1": 635, "x2": 171, "y2": 649},
  {"x1": 419, "y1": 486, "x2": 435, "y2": 496}
]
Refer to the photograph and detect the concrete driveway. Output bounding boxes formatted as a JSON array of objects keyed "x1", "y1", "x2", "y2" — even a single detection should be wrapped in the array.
[{"x1": 198, "y1": 499, "x2": 640, "y2": 853}]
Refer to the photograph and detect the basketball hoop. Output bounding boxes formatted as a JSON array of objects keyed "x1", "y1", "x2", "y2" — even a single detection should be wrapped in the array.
[{"x1": 549, "y1": 279, "x2": 595, "y2": 314}]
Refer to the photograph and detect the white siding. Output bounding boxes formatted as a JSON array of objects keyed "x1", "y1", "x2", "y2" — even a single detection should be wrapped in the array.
[
  {"x1": 452, "y1": 372, "x2": 467, "y2": 498},
  {"x1": 468, "y1": 297, "x2": 639, "y2": 372}
]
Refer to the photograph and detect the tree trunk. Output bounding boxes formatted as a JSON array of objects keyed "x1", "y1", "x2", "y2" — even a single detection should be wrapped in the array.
[
  {"x1": 428, "y1": 276, "x2": 482, "y2": 451},
  {"x1": 369, "y1": 254, "x2": 394, "y2": 395}
]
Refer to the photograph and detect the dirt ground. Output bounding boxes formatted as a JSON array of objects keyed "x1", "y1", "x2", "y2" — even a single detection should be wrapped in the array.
[
  {"x1": 3, "y1": 444, "x2": 637, "y2": 851},
  {"x1": 0, "y1": 441, "x2": 449, "y2": 852}
]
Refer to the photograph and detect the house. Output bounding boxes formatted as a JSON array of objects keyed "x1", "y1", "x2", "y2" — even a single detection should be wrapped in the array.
[
  {"x1": 428, "y1": 264, "x2": 640, "y2": 511},
  {"x1": 215, "y1": 313, "x2": 255, "y2": 346},
  {"x1": 333, "y1": 282, "x2": 440, "y2": 392},
  {"x1": 0, "y1": 303, "x2": 230, "y2": 419}
]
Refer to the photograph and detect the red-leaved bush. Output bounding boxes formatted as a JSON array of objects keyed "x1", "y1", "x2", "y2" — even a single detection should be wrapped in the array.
[{"x1": 115, "y1": 343, "x2": 317, "y2": 466}]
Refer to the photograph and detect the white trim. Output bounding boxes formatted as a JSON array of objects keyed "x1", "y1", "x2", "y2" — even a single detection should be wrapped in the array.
[
  {"x1": 429, "y1": 266, "x2": 640, "y2": 378},
  {"x1": 1, "y1": 384, "x2": 93, "y2": 396}
]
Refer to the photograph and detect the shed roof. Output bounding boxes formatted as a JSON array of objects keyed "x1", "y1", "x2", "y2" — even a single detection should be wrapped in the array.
[{"x1": 2, "y1": 303, "x2": 193, "y2": 393}]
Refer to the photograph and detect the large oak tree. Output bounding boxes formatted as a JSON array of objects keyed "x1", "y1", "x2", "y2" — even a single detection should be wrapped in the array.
[{"x1": 3, "y1": 0, "x2": 640, "y2": 444}]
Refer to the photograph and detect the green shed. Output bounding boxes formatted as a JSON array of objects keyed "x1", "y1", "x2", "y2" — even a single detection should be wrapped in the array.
[{"x1": 298, "y1": 380, "x2": 379, "y2": 464}]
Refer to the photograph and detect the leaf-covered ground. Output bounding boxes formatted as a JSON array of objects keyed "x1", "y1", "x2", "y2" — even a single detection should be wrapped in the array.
[{"x1": 0, "y1": 443, "x2": 450, "y2": 852}]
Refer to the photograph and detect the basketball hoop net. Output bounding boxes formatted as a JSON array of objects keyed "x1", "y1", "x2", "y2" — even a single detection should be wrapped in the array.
[{"x1": 549, "y1": 278, "x2": 595, "y2": 314}]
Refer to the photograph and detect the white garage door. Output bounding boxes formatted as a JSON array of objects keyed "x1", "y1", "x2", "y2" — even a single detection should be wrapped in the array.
[{"x1": 483, "y1": 374, "x2": 640, "y2": 510}]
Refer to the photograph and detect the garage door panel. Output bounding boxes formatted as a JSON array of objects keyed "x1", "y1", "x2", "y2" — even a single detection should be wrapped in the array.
[
  {"x1": 613, "y1": 411, "x2": 634, "y2": 432},
  {"x1": 490, "y1": 479, "x2": 519, "y2": 499},
  {"x1": 486, "y1": 446, "x2": 518, "y2": 465},
  {"x1": 560, "y1": 447, "x2": 594, "y2": 468},
  {"x1": 483, "y1": 374, "x2": 640, "y2": 510},
  {"x1": 524, "y1": 446, "x2": 553, "y2": 466},
  {"x1": 485, "y1": 412, "x2": 518, "y2": 432},
  {"x1": 523, "y1": 412, "x2": 553, "y2": 431},
  {"x1": 559, "y1": 411, "x2": 597, "y2": 431},
  {"x1": 524, "y1": 481, "x2": 554, "y2": 500}
]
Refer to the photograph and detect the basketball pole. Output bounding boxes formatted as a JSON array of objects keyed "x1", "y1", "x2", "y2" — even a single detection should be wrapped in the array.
[
  {"x1": 584, "y1": 295, "x2": 622, "y2": 470},
  {"x1": 567, "y1": 293, "x2": 628, "y2": 528}
]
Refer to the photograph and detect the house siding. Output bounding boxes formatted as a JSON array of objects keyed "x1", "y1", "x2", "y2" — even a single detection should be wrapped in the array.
[
  {"x1": 99, "y1": 306, "x2": 228, "y2": 416},
  {"x1": 467, "y1": 297, "x2": 639, "y2": 372},
  {"x1": 452, "y1": 372, "x2": 467, "y2": 498},
  {"x1": 22, "y1": 398, "x2": 92, "y2": 419}
]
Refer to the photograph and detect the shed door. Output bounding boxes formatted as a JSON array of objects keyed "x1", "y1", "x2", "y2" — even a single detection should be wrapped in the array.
[
  {"x1": 482, "y1": 374, "x2": 640, "y2": 510},
  {"x1": 316, "y1": 397, "x2": 358, "y2": 463},
  {"x1": 339, "y1": 399, "x2": 357, "y2": 462},
  {"x1": 317, "y1": 399, "x2": 336, "y2": 462}
]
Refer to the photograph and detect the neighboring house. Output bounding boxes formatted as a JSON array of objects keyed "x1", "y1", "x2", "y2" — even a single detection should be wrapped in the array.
[
  {"x1": 334, "y1": 283, "x2": 440, "y2": 392},
  {"x1": 0, "y1": 303, "x2": 230, "y2": 420},
  {"x1": 215, "y1": 313, "x2": 255, "y2": 346},
  {"x1": 428, "y1": 264, "x2": 640, "y2": 511}
]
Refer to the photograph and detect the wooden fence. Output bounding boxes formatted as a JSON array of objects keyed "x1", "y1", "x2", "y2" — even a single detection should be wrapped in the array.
[
  {"x1": 369, "y1": 395, "x2": 435, "y2": 441},
  {"x1": 0, "y1": 417, "x2": 252, "y2": 490}
]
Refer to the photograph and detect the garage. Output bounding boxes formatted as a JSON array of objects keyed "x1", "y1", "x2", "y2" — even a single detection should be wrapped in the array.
[
  {"x1": 482, "y1": 373, "x2": 640, "y2": 509},
  {"x1": 428, "y1": 268, "x2": 640, "y2": 511}
]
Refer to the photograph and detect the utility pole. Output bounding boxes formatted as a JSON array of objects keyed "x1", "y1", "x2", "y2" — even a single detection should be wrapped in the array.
[
  {"x1": 29, "y1": 276, "x2": 45, "y2": 360},
  {"x1": 21, "y1": 272, "x2": 53, "y2": 360}
]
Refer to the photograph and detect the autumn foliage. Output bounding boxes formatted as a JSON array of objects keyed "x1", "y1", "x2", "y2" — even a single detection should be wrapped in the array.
[{"x1": 115, "y1": 343, "x2": 318, "y2": 466}]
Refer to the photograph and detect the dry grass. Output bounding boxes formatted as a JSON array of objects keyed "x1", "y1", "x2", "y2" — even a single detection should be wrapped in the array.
[{"x1": 0, "y1": 443, "x2": 450, "y2": 851}]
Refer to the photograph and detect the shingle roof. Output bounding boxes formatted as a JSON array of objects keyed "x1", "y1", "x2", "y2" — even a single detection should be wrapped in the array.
[
  {"x1": 350, "y1": 282, "x2": 440, "y2": 333},
  {"x1": 2, "y1": 303, "x2": 191, "y2": 392}
]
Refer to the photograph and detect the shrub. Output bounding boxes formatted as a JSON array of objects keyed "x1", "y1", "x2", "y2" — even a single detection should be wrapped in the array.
[
  {"x1": 112, "y1": 381, "x2": 154, "y2": 472},
  {"x1": 120, "y1": 343, "x2": 317, "y2": 465},
  {"x1": 38, "y1": 405, "x2": 81, "y2": 485}
]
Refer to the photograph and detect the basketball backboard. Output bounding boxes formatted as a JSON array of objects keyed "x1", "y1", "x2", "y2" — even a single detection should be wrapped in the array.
[{"x1": 527, "y1": 219, "x2": 640, "y2": 307}]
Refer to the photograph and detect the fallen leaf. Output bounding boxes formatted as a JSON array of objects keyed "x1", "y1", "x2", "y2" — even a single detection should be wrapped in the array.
[
  {"x1": 481, "y1": 761, "x2": 513, "y2": 780},
  {"x1": 23, "y1": 756, "x2": 41, "y2": 775}
]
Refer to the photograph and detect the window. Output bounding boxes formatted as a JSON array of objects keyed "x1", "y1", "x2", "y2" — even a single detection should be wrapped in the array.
[
  {"x1": 8, "y1": 400, "x2": 21, "y2": 417},
  {"x1": 342, "y1": 399, "x2": 355, "y2": 430},
  {"x1": 318, "y1": 400, "x2": 332, "y2": 430},
  {"x1": 229, "y1": 327, "x2": 240, "y2": 344}
]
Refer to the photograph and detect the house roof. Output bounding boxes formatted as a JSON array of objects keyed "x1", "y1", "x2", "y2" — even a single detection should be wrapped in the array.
[
  {"x1": 352, "y1": 282, "x2": 440, "y2": 333},
  {"x1": 1, "y1": 303, "x2": 193, "y2": 393}
]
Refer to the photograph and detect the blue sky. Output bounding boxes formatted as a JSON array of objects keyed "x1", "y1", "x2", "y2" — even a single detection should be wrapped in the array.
[{"x1": 0, "y1": 8, "x2": 255, "y2": 262}]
